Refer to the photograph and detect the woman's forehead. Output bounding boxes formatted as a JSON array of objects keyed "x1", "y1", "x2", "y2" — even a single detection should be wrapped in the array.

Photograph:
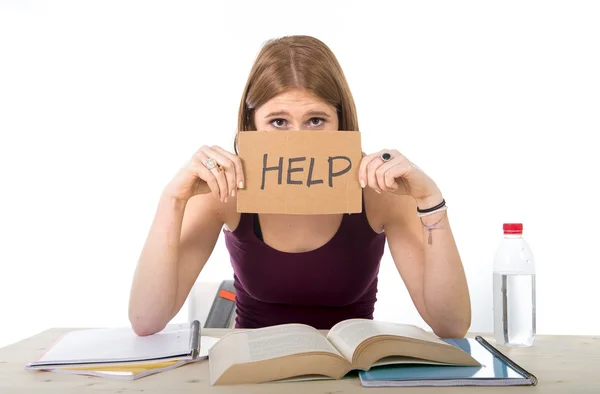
[{"x1": 257, "y1": 89, "x2": 335, "y2": 114}]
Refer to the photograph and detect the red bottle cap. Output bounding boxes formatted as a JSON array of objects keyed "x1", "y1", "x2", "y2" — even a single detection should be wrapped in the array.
[{"x1": 503, "y1": 223, "x2": 523, "y2": 234}]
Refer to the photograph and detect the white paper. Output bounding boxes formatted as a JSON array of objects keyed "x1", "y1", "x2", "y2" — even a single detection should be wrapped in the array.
[{"x1": 31, "y1": 323, "x2": 202, "y2": 365}]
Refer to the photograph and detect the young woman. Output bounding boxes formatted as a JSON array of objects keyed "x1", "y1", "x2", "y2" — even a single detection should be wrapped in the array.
[{"x1": 128, "y1": 35, "x2": 471, "y2": 337}]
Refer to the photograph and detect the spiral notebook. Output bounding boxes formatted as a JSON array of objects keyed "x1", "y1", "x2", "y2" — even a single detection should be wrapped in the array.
[
  {"x1": 25, "y1": 320, "x2": 219, "y2": 380},
  {"x1": 359, "y1": 336, "x2": 538, "y2": 387}
]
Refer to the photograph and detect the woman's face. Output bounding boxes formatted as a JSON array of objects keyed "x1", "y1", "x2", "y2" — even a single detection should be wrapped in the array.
[{"x1": 254, "y1": 88, "x2": 339, "y2": 131}]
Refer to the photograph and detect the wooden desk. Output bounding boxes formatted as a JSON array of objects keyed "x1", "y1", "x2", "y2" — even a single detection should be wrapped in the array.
[{"x1": 1, "y1": 328, "x2": 599, "y2": 393}]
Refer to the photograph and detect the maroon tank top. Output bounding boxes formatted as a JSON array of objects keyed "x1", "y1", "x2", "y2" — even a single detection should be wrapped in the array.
[{"x1": 223, "y1": 204, "x2": 386, "y2": 329}]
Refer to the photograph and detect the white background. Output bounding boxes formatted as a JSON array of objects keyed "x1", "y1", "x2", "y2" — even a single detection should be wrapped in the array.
[{"x1": 1, "y1": 0, "x2": 599, "y2": 348}]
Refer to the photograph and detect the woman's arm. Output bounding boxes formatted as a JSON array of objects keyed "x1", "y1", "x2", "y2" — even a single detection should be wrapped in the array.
[
  {"x1": 128, "y1": 193, "x2": 225, "y2": 336},
  {"x1": 381, "y1": 192, "x2": 471, "y2": 338},
  {"x1": 359, "y1": 149, "x2": 471, "y2": 338},
  {"x1": 129, "y1": 144, "x2": 244, "y2": 336}
]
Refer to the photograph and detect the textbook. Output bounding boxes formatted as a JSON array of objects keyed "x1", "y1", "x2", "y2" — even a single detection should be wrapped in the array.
[
  {"x1": 359, "y1": 337, "x2": 538, "y2": 387},
  {"x1": 26, "y1": 320, "x2": 219, "y2": 380},
  {"x1": 208, "y1": 319, "x2": 482, "y2": 385}
]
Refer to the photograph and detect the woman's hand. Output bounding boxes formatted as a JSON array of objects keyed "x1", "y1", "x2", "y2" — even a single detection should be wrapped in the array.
[
  {"x1": 163, "y1": 145, "x2": 245, "y2": 203},
  {"x1": 359, "y1": 149, "x2": 442, "y2": 208}
]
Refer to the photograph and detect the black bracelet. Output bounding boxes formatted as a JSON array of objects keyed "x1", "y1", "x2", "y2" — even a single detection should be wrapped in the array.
[{"x1": 417, "y1": 199, "x2": 446, "y2": 214}]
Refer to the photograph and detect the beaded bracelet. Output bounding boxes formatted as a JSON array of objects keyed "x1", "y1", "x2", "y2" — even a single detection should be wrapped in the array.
[{"x1": 417, "y1": 205, "x2": 448, "y2": 218}]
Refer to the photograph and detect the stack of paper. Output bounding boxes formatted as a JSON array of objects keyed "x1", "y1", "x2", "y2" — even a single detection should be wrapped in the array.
[{"x1": 25, "y1": 321, "x2": 219, "y2": 380}]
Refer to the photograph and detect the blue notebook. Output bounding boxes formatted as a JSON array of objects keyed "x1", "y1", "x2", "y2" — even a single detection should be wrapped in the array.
[{"x1": 359, "y1": 336, "x2": 538, "y2": 387}]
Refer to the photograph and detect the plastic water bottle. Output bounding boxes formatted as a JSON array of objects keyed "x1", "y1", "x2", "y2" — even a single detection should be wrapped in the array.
[{"x1": 493, "y1": 223, "x2": 536, "y2": 347}]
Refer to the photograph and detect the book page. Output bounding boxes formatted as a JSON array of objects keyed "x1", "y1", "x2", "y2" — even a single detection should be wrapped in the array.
[
  {"x1": 209, "y1": 324, "x2": 344, "y2": 381},
  {"x1": 327, "y1": 319, "x2": 450, "y2": 361},
  {"x1": 371, "y1": 356, "x2": 451, "y2": 367},
  {"x1": 212, "y1": 324, "x2": 342, "y2": 363}
]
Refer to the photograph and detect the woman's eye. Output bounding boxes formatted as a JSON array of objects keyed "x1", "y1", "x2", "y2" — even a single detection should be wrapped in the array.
[
  {"x1": 271, "y1": 119, "x2": 286, "y2": 128},
  {"x1": 309, "y1": 117, "x2": 325, "y2": 127}
]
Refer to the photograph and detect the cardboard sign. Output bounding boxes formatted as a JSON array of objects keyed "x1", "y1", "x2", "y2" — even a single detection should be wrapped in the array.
[{"x1": 237, "y1": 131, "x2": 362, "y2": 214}]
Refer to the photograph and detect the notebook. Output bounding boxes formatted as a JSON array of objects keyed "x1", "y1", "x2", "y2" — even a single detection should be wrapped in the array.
[
  {"x1": 25, "y1": 320, "x2": 220, "y2": 380},
  {"x1": 359, "y1": 336, "x2": 538, "y2": 387}
]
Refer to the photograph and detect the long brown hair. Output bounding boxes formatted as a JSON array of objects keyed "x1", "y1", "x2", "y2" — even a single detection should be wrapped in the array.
[{"x1": 235, "y1": 35, "x2": 359, "y2": 153}]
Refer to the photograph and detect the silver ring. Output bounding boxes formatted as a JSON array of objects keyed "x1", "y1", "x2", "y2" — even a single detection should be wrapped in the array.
[
  {"x1": 381, "y1": 152, "x2": 392, "y2": 162},
  {"x1": 205, "y1": 158, "x2": 218, "y2": 170}
]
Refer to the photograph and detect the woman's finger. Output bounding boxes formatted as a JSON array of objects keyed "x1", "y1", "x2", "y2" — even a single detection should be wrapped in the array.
[
  {"x1": 200, "y1": 146, "x2": 237, "y2": 200},
  {"x1": 376, "y1": 165, "x2": 397, "y2": 193},
  {"x1": 366, "y1": 156, "x2": 385, "y2": 193},
  {"x1": 211, "y1": 145, "x2": 245, "y2": 193},
  {"x1": 190, "y1": 149, "x2": 221, "y2": 201},
  {"x1": 189, "y1": 161, "x2": 220, "y2": 201},
  {"x1": 379, "y1": 151, "x2": 412, "y2": 193},
  {"x1": 359, "y1": 152, "x2": 383, "y2": 188},
  {"x1": 196, "y1": 149, "x2": 228, "y2": 202},
  {"x1": 375, "y1": 151, "x2": 400, "y2": 192}
]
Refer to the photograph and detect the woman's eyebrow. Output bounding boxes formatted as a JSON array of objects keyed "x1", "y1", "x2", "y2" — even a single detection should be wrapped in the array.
[
  {"x1": 264, "y1": 110, "x2": 290, "y2": 118},
  {"x1": 304, "y1": 110, "x2": 331, "y2": 118},
  {"x1": 264, "y1": 110, "x2": 331, "y2": 118}
]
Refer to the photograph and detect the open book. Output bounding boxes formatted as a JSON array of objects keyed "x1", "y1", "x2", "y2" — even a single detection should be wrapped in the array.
[
  {"x1": 26, "y1": 321, "x2": 219, "y2": 380},
  {"x1": 209, "y1": 319, "x2": 481, "y2": 385}
]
